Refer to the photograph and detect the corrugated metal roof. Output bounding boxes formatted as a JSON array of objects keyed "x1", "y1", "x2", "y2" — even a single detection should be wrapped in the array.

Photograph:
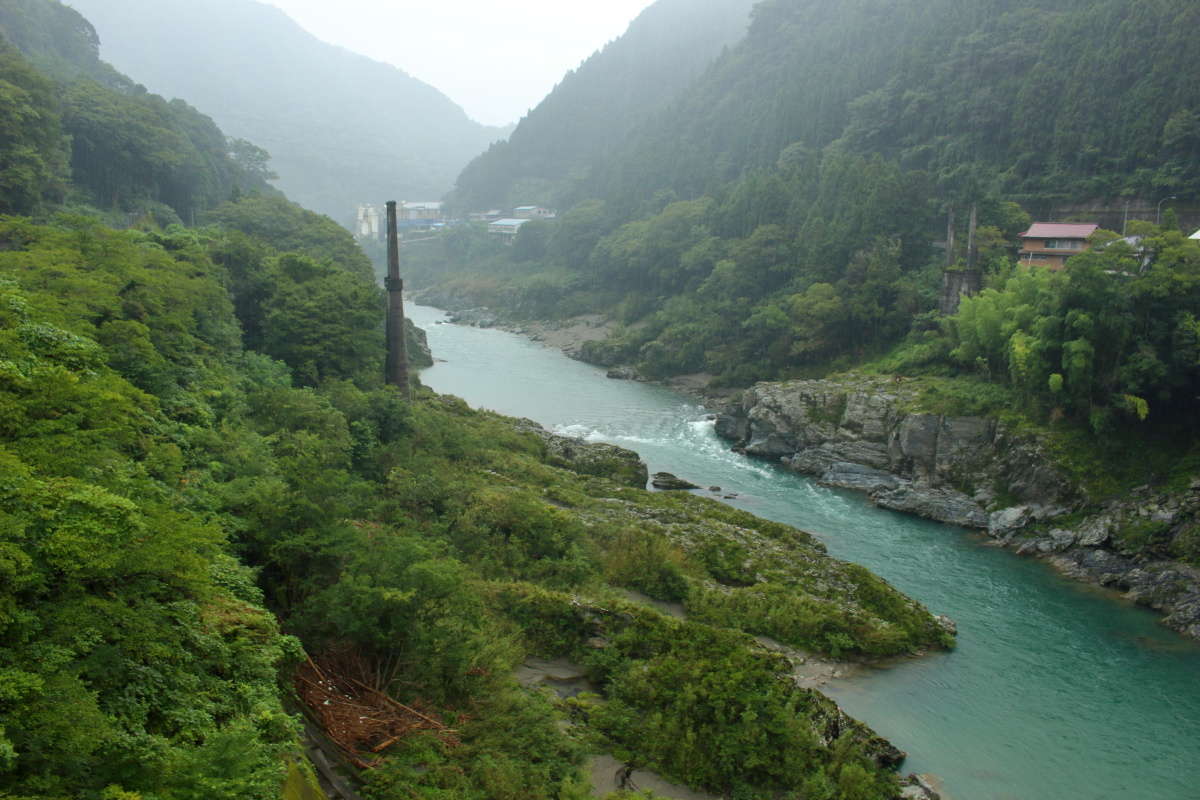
[
  {"x1": 490, "y1": 218, "x2": 530, "y2": 226},
  {"x1": 1020, "y1": 222, "x2": 1099, "y2": 239}
]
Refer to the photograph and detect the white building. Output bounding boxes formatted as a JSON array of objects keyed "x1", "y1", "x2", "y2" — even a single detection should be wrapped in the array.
[
  {"x1": 488, "y1": 218, "x2": 531, "y2": 239},
  {"x1": 355, "y1": 203, "x2": 381, "y2": 239},
  {"x1": 513, "y1": 205, "x2": 556, "y2": 220},
  {"x1": 1189, "y1": 229, "x2": 1200, "y2": 241},
  {"x1": 401, "y1": 201, "x2": 444, "y2": 222}
]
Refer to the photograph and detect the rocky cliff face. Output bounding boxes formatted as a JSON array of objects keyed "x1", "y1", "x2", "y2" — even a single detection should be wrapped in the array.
[
  {"x1": 716, "y1": 377, "x2": 1078, "y2": 526},
  {"x1": 716, "y1": 376, "x2": 1200, "y2": 639}
]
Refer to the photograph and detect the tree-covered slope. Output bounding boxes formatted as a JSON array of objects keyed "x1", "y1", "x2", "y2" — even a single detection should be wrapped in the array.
[
  {"x1": 0, "y1": 0, "x2": 278, "y2": 222},
  {"x1": 0, "y1": 5, "x2": 957, "y2": 797},
  {"x1": 450, "y1": 0, "x2": 757, "y2": 212},
  {"x1": 408, "y1": 0, "x2": 1200, "y2": 394},
  {"x1": 599, "y1": 0, "x2": 1200, "y2": 210},
  {"x1": 0, "y1": 197, "x2": 949, "y2": 800},
  {"x1": 66, "y1": 0, "x2": 509, "y2": 223}
]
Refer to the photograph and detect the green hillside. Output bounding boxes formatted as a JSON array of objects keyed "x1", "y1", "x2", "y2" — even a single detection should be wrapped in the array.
[
  {"x1": 0, "y1": 0, "x2": 278, "y2": 222},
  {"x1": 597, "y1": 0, "x2": 1200, "y2": 211},
  {"x1": 0, "y1": 2, "x2": 949, "y2": 798}
]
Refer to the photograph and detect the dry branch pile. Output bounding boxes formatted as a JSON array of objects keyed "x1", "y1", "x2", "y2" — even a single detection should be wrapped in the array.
[{"x1": 295, "y1": 655, "x2": 458, "y2": 769}]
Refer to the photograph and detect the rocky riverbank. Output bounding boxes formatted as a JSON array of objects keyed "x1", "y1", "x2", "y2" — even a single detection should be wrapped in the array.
[
  {"x1": 411, "y1": 292, "x2": 620, "y2": 358},
  {"x1": 715, "y1": 375, "x2": 1200, "y2": 640}
]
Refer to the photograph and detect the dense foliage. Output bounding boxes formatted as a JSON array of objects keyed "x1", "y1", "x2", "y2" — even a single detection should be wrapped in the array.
[
  {"x1": 0, "y1": 207, "x2": 947, "y2": 798},
  {"x1": 596, "y1": 0, "x2": 1200, "y2": 209},
  {"x1": 411, "y1": 152, "x2": 1013, "y2": 385},
  {"x1": 0, "y1": 0, "x2": 277, "y2": 222},
  {"x1": 0, "y1": 3, "x2": 988, "y2": 798},
  {"x1": 883, "y1": 225, "x2": 1200, "y2": 432},
  {"x1": 0, "y1": 219, "x2": 300, "y2": 799},
  {"x1": 412, "y1": 0, "x2": 1199, "y2": 407},
  {"x1": 0, "y1": 42, "x2": 66, "y2": 214}
]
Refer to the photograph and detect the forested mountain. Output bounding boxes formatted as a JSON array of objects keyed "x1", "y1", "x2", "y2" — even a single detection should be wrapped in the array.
[
  {"x1": 66, "y1": 0, "x2": 509, "y2": 223},
  {"x1": 0, "y1": 0, "x2": 277, "y2": 222},
  {"x1": 411, "y1": 0, "x2": 1200, "y2": 412},
  {"x1": 450, "y1": 0, "x2": 757, "y2": 212},
  {"x1": 596, "y1": 0, "x2": 1200, "y2": 213}
]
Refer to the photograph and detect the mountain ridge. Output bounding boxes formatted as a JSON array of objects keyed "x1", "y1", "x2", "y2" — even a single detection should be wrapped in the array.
[
  {"x1": 67, "y1": 0, "x2": 510, "y2": 223},
  {"x1": 450, "y1": 0, "x2": 757, "y2": 212}
]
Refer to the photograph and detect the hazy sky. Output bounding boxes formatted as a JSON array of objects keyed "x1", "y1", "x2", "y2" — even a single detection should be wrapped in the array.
[{"x1": 260, "y1": 0, "x2": 656, "y2": 127}]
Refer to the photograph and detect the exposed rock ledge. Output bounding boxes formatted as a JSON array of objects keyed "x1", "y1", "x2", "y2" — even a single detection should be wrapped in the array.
[
  {"x1": 512, "y1": 419, "x2": 649, "y2": 489},
  {"x1": 715, "y1": 376, "x2": 1200, "y2": 640}
]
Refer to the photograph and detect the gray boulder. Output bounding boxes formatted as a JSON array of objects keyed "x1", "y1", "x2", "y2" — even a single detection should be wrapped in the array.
[
  {"x1": 714, "y1": 413, "x2": 749, "y2": 444},
  {"x1": 651, "y1": 472, "x2": 700, "y2": 490},
  {"x1": 872, "y1": 485, "x2": 989, "y2": 529},
  {"x1": 988, "y1": 505, "x2": 1033, "y2": 538},
  {"x1": 821, "y1": 462, "x2": 901, "y2": 493},
  {"x1": 744, "y1": 432, "x2": 799, "y2": 458},
  {"x1": 1076, "y1": 516, "x2": 1113, "y2": 547}
]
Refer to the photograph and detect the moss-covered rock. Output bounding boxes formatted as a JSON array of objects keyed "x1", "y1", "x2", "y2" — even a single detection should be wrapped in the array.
[{"x1": 512, "y1": 419, "x2": 649, "y2": 488}]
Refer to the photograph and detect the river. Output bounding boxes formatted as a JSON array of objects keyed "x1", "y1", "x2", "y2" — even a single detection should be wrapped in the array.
[{"x1": 409, "y1": 303, "x2": 1200, "y2": 800}]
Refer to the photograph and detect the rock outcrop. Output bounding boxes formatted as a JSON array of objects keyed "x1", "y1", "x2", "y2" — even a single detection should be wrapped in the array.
[
  {"x1": 651, "y1": 472, "x2": 700, "y2": 490},
  {"x1": 512, "y1": 419, "x2": 649, "y2": 488},
  {"x1": 716, "y1": 376, "x2": 1200, "y2": 640},
  {"x1": 405, "y1": 318, "x2": 434, "y2": 367},
  {"x1": 1031, "y1": 485, "x2": 1200, "y2": 639},
  {"x1": 716, "y1": 377, "x2": 1077, "y2": 527}
]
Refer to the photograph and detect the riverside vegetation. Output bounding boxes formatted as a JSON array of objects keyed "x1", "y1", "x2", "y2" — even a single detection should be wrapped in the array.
[
  {"x1": 406, "y1": 0, "x2": 1200, "y2": 607},
  {"x1": 0, "y1": 3, "x2": 952, "y2": 798}
]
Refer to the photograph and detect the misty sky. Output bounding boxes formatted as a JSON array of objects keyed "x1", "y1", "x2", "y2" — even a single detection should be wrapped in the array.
[{"x1": 260, "y1": 0, "x2": 656, "y2": 127}]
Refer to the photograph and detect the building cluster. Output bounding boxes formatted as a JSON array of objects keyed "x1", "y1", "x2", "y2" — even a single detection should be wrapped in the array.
[
  {"x1": 354, "y1": 201, "x2": 447, "y2": 240},
  {"x1": 356, "y1": 204, "x2": 1198, "y2": 256},
  {"x1": 353, "y1": 202, "x2": 558, "y2": 242},
  {"x1": 481, "y1": 206, "x2": 557, "y2": 240}
]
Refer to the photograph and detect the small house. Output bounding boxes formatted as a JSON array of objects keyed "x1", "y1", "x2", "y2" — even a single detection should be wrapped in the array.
[
  {"x1": 1017, "y1": 222, "x2": 1099, "y2": 270},
  {"x1": 513, "y1": 205, "x2": 556, "y2": 220},
  {"x1": 488, "y1": 218, "x2": 530, "y2": 239}
]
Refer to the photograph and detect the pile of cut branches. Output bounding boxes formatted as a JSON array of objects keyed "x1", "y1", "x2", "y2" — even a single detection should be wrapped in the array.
[{"x1": 295, "y1": 654, "x2": 458, "y2": 769}]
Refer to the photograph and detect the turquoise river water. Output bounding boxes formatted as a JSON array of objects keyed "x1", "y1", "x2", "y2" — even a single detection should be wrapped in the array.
[{"x1": 409, "y1": 304, "x2": 1200, "y2": 800}]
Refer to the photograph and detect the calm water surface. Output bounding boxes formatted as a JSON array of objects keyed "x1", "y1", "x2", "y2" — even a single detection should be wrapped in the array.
[{"x1": 410, "y1": 304, "x2": 1200, "y2": 800}]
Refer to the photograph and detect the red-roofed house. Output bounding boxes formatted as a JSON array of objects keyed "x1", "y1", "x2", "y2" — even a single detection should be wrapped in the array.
[{"x1": 1018, "y1": 222, "x2": 1099, "y2": 270}]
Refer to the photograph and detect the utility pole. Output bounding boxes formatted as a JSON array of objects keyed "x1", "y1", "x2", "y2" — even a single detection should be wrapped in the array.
[
  {"x1": 966, "y1": 203, "x2": 978, "y2": 268},
  {"x1": 946, "y1": 207, "x2": 956, "y2": 266},
  {"x1": 1157, "y1": 195, "x2": 1177, "y2": 227},
  {"x1": 385, "y1": 201, "x2": 411, "y2": 397}
]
